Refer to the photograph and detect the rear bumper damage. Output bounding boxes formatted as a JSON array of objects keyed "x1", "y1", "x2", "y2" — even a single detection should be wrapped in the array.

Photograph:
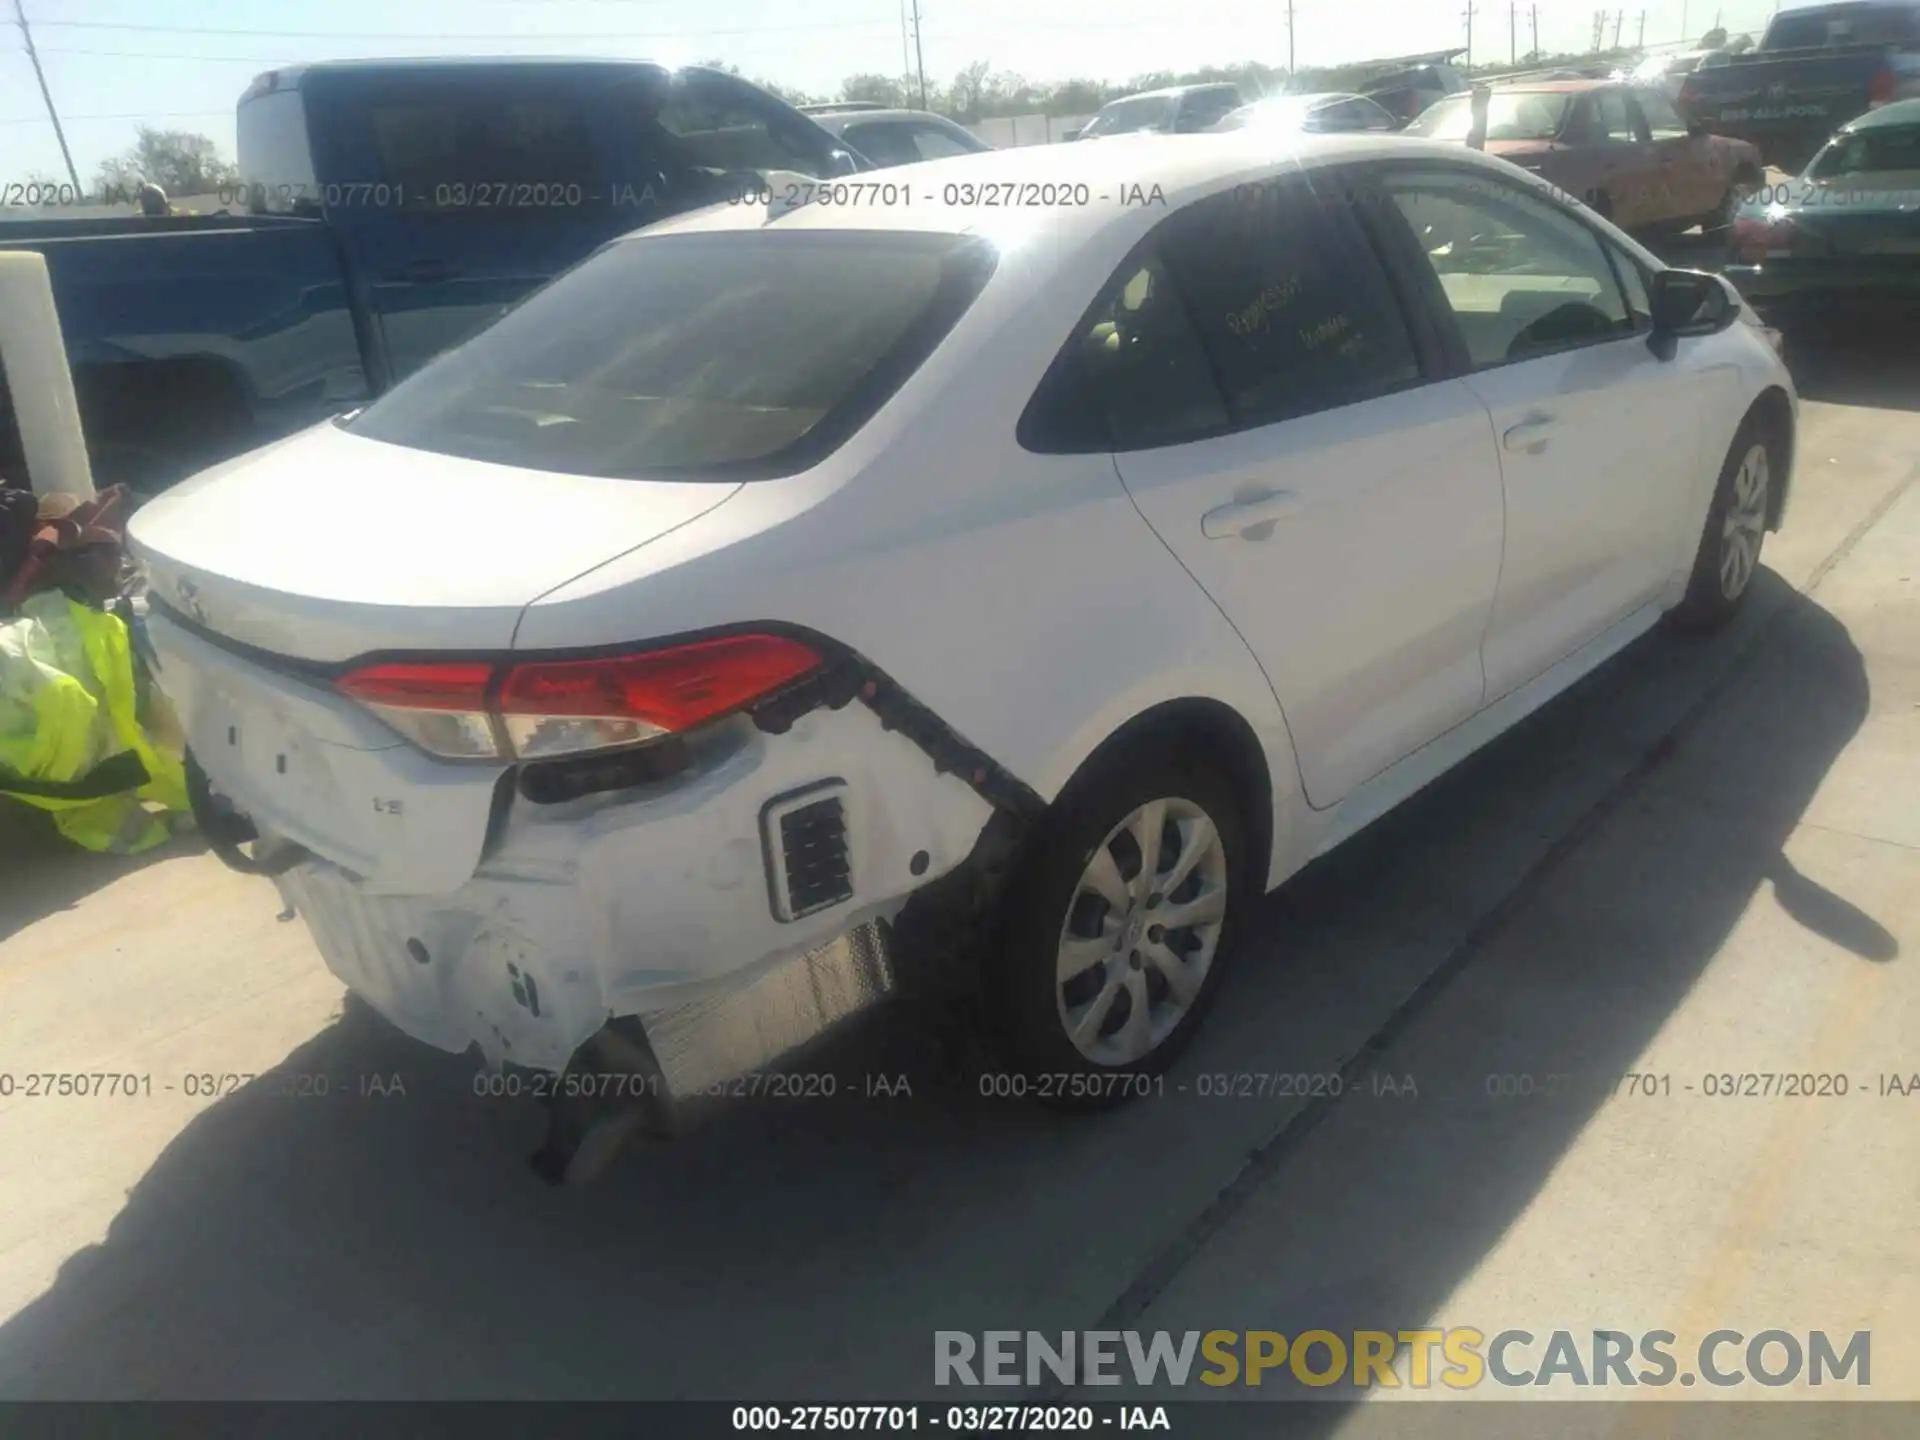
[{"x1": 151, "y1": 604, "x2": 1045, "y2": 1179}]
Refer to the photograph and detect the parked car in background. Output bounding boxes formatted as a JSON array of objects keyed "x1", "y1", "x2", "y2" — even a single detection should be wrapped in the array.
[
  {"x1": 808, "y1": 107, "x2": 993, "y2": 167},
  {"x1": 1213, "y1": 92, "x2": 1400, "y2": 133},
  {"x1": 1631, "y1": 47, "x2": 1733, "y2": 103},
  {"x1": 1074, "y1": 84, "x2": 1245, "y2": 139},
  {"x1": 1405, "y1": 79, "x2": 1765, "y2": 233},
  {"x1": 800, "y1": 101, "x2": 887, "y2": 114},
  {"x1": 1725, "y1": 96, "x2": 1920, "y2": 318},
  {"x1": 1362, "y1": 61, "x2": 1472, "y2": 125},
  {"x1": 128, "y1": 132, "x2": 1793, "y2": 1180},
  {"x1": 0, "y1": 59, "x2": 861, "y2": 502},
  {"x1": 1677, "y1": 0, "x2": 1920, "y2": 172}
]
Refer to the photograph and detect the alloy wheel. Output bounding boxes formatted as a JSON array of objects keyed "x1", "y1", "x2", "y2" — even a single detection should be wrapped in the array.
[
  {"x1": 1719, "y1": 443, "x2": 1769, "y2": 601},
  {"x1": 1054, "y1": 797, "x2": 1229, "y2": 1066}
]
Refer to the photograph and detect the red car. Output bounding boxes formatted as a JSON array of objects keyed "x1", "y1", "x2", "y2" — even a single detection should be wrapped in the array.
[{"x1": 1404, "y1": 79, "x2": 1766, "y2": 233}]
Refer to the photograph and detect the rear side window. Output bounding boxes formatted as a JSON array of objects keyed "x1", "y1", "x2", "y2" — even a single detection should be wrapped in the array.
[
  {"x1": 841, "y1": 122, "x2": 923, "y2": 167},
  {"x1": 344, "y1": 232, "x2": 996, "y2": 480},
  {"x1": 1157, "y1": 179, "x2": 1422, "y2": 428},
  {"x1": 236, "y1": 88, "x2": 321, "y2": 214},
  {"x1": 367, "y1": 95, "x2": 597, "y2": 208}
]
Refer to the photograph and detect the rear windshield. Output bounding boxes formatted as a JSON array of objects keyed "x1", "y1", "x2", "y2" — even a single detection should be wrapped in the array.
[
  {"x1": 1809, "y1": 122, "x2": 1920, "y2": 174},
  {"x1": 343, "y1": 231, "x2": 998, "y2": 480},
  {"x1": 1765, "y1": 3, "x2": 1920, "y2": 47}
]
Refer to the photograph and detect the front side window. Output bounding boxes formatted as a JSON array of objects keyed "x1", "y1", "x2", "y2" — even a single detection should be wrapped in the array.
[
  {"x1": 1157, "y1": 179, "x2": 1422, "y2": 428},
  {"x1": 1084, "y1": 96, "x2": 1177, "y2": 137},
  {"x1": 346, "y1": 232, "x2": 996, "y2": 479},
  {"x1": 840, "y1": 121, "x2": 923, "y2": 168},
  {"x1": 1593, "y1": 90, "x2": 1641, "y2": 143},
  {"x1": 907, "y1": 123, "x2": 985, "y2": 160},
  {"x1": 1382, "y1": 170, "x2": 1633, "y2": 369},
  {"x1": 1636, "y1": 89, "x2": 1689, "y2": 140},
  {"x1": 1404, "y1": 91, "x2": 1573, "y2": 142},
  {"x1": 654, "y1": 75, "x2": 837, "y2": 175},
  {"x1": 365, "y1": 91, "x2": 598, "y2": 211}
]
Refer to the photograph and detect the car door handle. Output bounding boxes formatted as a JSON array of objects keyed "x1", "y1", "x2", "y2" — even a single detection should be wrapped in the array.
[
  {"x1": 1201, "y1": 490, "x2": 1298, "y2": 539},
  {"x1": 1502, "y1": 413, "x2": 1559, "y2": 454}
]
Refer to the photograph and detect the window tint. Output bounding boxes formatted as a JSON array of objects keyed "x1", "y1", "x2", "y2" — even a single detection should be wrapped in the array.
[
  {"x1": 346, "y1": 232, "x2": 996, "y2": 479},
  {"x1": 236, "y1": 89, "x2": 320, "y2": 214},
  {"x1": 366, "y1": 91, "x2": 598, "y2": 211},
  {"x1": 1384, "y1": 171, "x2": 1633, "y2": 368},
  {"x1": 1594, "y1": 90, "x2": 1641, "y2": 143},
  {"x1": 1157, "y1": 180, "x2": 1422, "y2": 426},
  {"x1": 655, "y1": 78, "x2": 836, "y2": 175},
  {"x1": 1636, "y1": 89, "x2": 1688, "y2": 139},
  {"x1": 840, "y1": 121, "x2": 923, "y2": 168},
  {"x1": 909, "y1": 123, "x2": 982, "y2": 160},
  {"x1": 1812, "y1": 124, "x2": 1920, "y2": 176},
  {"x1": 1021, "y1": 252, "x2": 1229, "y2": 451},
  {"x1": 1178, "y1": 90, "x2": 1242, "y2": 130}
]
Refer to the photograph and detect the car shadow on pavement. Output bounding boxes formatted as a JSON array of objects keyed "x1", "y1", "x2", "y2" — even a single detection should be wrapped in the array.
[
  {"x1": 0, "y1": 803, "x2": 206, "y2": 945},
  {"x1": 1780, "y1": 311, "x2": 1920, "y2": 413},
  {"x1": 0, "y1": 575, "x2": 1880, "y2": 1403}
]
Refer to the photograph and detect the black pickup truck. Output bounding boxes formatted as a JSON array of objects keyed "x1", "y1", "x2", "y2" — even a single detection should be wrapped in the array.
[
  {"x1": 1678, "y1": 0, "x2": 1920, "y2": 172},
  {"x1": 1, "y1": 59, "x2": 861, "y2": 500}
]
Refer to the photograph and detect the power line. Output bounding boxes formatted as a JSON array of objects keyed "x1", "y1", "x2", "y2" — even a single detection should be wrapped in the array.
[{"x1": 31, "y1": 17, "x2": 893, "y2": 40}]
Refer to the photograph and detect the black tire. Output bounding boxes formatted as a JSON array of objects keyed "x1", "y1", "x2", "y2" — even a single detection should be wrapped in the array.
[
  {"x1": 1669, "y1": 412, "x2": 1777, "y2": 633},
  {"x1": 982, "y1": 746, "x2": 1249, "y2": 1111}
]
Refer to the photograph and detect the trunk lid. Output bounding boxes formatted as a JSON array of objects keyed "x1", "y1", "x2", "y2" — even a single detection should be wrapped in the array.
[{"x1": 128, "y1": 420, "x2": 743, "y2": 662}]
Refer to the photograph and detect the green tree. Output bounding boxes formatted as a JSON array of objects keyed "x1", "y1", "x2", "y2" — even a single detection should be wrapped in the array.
[
  {"x1": 94, "y1": 127, "x2": 238, "y2": 198},
  {"x1": 840, "y1": 73, "x2": 913, "y2": 108}
]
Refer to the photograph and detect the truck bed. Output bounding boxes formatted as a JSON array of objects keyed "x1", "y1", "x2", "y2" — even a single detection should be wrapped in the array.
[{"x1": 0, "y1": 213, "x2": 372, "y2": 497}]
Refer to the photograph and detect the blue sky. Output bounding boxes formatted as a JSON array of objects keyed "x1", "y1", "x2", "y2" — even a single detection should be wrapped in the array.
[{"x1": 4, "y1": 0, "x2": 1785, "y2": 183}]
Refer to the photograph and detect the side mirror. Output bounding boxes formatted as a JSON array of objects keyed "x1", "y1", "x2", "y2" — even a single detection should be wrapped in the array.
[
  {"x1": 826, "y1": 148, "x2": 861, "y2": 176},
  {"x1": 1648, "y1": 268, "x2": 1737, "y2": 359}
]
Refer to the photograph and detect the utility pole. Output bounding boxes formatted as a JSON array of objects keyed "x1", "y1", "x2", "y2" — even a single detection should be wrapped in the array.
[
  {"x1": 899, "y1": 0, "x2": 911, "y2": 93},
  {"x1": 1681, "y1": 0, "x2": 1689, "y2": 41},
  {"x1": 1464, "y1": 0, "x2": 1477, "y2": 69},
  {"x1": 1510, "y1": 2, "x2": 1518, "y2": 63},
  {"x1": 1613, "y1": 8, "x2": 1625, "y2": 47},
  {"x1": 1286, "y1": 0, "x2": 1296, "y2": 78},
  {"x1": 1531, "y1": 4, "x2": 1540, "y2": 57},
  {"x1": 1637, "y1": 9, "x2": 1647, "y2": 46},
  {"x1": 909, "y1": 0, "x2": 928, "y2": 111},
  {"x1": 12, "y1": 0, "x2": 82, "y2": 195}
]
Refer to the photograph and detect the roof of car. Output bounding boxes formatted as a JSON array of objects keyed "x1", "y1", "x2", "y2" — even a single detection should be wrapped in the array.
[
  {"x1": 1843, "y1": 95, "x2": 1920, "y2": 129},
  {"x1": 1482, "y1": 78, "x2": 1615, "y2": 93},
  {"x1": 814, "y1": 108, "x2": 968, "y2": 128},
  {"x1": 634, "y1": 130, "x2": 1525, "y2": 247},
  {"x1": 1103, "y1": 83, "x2": 1240, "y2": 104}
]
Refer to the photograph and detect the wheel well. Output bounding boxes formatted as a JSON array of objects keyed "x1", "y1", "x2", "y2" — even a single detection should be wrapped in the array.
[
  {"x1": 1063, "y1": 698, "x2": 1275, "y2": 886},
  {"x1": 1748, "y1": 385, "x2": 1794, "y2": 530}
]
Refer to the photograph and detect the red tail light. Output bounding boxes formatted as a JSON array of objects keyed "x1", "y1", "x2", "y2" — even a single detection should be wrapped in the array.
[
  {"x1": 1870, "y1": 64, "x2": 1896, "y2": 104},
  {"x1": 337, "y1": 634, "x2": 823, "y2": 761},
  {"x1": 1731, "y1": 212, "x2": 1798, "y2": 264}
]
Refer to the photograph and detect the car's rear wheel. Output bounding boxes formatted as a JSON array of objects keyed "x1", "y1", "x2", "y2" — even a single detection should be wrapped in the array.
[
  {"x1": 1670, "y1": 414, "x2": 1775, "y2": 632},
  {"x1": 984, "y1": 750, "x2": 1247, "y2": 1109}
]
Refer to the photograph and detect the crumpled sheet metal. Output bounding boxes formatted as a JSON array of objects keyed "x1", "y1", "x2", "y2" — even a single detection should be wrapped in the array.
[{"x1": 640, "y1": 921, "x2": 896, "y2": 1100}]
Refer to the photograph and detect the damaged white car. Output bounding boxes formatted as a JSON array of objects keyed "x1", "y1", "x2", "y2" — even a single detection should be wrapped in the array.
[{"x1": 129, "y1": 134, "x2": 1794, "y2": 1181}]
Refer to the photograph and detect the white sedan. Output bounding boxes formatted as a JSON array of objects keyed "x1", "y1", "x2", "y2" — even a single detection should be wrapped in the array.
[{"x1": 128, "y1": 133, "x2": 1795, "y2": 1176}]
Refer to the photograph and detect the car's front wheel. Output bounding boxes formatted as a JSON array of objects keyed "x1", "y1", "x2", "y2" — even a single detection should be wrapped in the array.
[
  {"x1": 1670, "y1": 414, "x2": 1776, "y2": 632},
  {"x1": 984, "y1": 749, "x2": 1247, "y2": 1108}
]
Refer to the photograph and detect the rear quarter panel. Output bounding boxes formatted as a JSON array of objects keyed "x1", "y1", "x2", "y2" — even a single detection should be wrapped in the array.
[{"x1": 512, "y1": 212, "x2": 1309, "y2": 885}]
